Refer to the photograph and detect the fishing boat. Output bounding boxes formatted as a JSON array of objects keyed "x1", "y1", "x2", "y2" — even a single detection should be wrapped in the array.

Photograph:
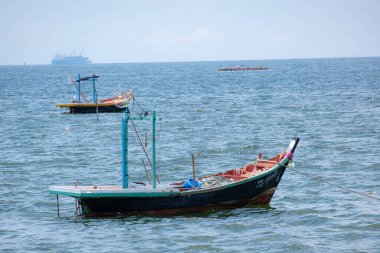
[
  {"x1": 49, "y1": 107, "x2": 299, "y2": 217},
  {"x1": 218, "y1": 66, "x2": 269, "y2": 71},
  {"x1": 56, "y1": 74, "x2": 133, "y2": 114}
]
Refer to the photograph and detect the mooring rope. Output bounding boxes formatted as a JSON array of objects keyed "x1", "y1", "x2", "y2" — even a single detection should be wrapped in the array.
[
  {"x1": 287, "y1": 165, "x2": 380, "y2": 201},
  {"x1": 131, "y1": 97, "x2": 163, "y2": 140},
  {"x1": 132, "y1": 97, "x2": 149, "y2": 117}
]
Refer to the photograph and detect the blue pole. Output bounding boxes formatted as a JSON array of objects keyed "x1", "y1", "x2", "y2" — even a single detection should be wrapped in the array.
[
  {"x1": 152, "y1": 111, "x2": 156, "y2": 189},
  {"x1": 122, "y1": 108, "x2": 129, "y2": 188},
  {"x1": 92, "y1": 76, "x2": 96, "y2": 103},
  {"x1": 77, "y1": 74, "x2": 81, "y2": 102}
]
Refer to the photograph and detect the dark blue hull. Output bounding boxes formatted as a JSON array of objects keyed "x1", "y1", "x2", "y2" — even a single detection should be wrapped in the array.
[
  {"x1": 67, "y1": 105, "x2": 126, "y2": 114},
  {"x1": 79, "y1": 163, "x2": 288, "y2": 216}
]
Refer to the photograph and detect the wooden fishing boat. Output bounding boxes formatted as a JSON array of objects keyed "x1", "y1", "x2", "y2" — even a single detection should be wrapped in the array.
[
  {"x1": 218, "y1": 66, "x2": 269, "y2": 71},
  {"x1": 49, "y1": 109, "x2": 299, "y2": 217},
  {"x1": 56, "y1": 74, "x2": 133, "y2": 114}
]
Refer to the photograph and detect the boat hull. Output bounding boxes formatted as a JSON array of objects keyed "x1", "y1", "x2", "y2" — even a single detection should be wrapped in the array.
[
  {"x1": 78, "y1": 163, "x2": 288, "y2": 217},
  {"x1": 56, "y1": 103, "x2": 126, "y2": 114}
]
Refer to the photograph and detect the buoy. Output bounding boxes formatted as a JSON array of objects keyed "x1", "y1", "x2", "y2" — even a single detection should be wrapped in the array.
[{"x1": 183, "y1": 178, "x2": 201, "y2": 189}]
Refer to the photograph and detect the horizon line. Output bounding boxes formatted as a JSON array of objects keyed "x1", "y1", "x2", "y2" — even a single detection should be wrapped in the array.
[{"x1": 1, "y1": 55, "x2": 379, "y2": 67}]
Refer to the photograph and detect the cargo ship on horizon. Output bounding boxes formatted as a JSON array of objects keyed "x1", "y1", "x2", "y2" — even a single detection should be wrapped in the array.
[{"x1": 51, "y1": 53, "x2": 91, "y2": 65}]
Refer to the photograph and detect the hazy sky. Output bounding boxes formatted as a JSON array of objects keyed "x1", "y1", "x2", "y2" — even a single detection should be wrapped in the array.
[{"x1": 1, "y1": 0, "x2": 379, "y2": 65}]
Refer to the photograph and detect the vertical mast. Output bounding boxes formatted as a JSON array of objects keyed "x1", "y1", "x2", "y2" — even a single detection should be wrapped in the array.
[
  {"x1": 92, "y1": 75, "x2": 97, "y2": 103},
  {"x1": 122, "y1": 108, "x2": 129, "y2": 188},
  {"x1": 77, "y1": 74, "x2": 81, "y2": 102},
  {"x1": 152, "y1": 111, "x2": 156, "y2": 189}
]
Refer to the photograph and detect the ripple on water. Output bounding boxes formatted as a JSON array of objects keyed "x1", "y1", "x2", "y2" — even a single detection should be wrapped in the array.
[{"x1": 1, "y1": 58, "x2": 380, "y2": 252}]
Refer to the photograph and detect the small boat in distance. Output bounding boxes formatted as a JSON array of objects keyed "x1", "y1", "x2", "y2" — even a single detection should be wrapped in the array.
[
  {"x1": 219, "y1": 66, "x2": 269, "y2": 71},
  {"x1": 49, "y1": 105, "x2": 300, "y2": 217},
  {"x1": 56, "y1": 74, "x2": 132, "y2": 114}
]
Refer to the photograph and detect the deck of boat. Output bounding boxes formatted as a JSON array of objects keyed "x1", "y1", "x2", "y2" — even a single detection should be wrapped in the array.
[
  {"x1": 50, "y1": 154, "x2": 285, "y2": 198},
  {"x1": 50, "y1": 184, "x2": 182, "y2": 196},
  {"x1": 56, "y1": 103, "x2": 115, "y2": 107}
]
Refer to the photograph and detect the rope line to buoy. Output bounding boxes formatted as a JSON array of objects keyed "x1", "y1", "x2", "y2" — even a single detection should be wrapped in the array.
[{"x1": 287, "y1": 165, "x2": 380, "y2": 201}]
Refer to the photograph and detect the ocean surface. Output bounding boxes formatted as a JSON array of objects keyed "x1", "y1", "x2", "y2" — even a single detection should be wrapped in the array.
[{"x1": 0, "y1": 57, "x2": 379, "y2": 252}]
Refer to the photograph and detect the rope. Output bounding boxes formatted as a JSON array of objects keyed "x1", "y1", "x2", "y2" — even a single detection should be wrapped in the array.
[
  {"x1": 130, "y1": 118, "x2": 152, "y2": 167},
  {"x1": 131, "y1": 97, "x2": 162, "y2": 140},
  {"x1": 69, "y1": 76, "x2": 89, "y2": 103},
  {"x1": 132, "y1": 97, "x2": 149, "y2": 116},
  {"x1": 130, "y1": 118, "x2": 160, "y2": 184},
  {"x1": 287, "y1": 165, "x2": 380, "y2": 201}
]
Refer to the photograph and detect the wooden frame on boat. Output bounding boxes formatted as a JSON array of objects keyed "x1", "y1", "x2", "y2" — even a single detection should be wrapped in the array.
[{"x1": 56, "y1": 74, "x2": 131, "y2": 114}]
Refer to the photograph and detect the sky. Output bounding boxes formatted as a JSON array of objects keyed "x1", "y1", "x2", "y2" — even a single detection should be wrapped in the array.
[{"x1": 0, "y1": 0, "x2": 379, "y2": 65}]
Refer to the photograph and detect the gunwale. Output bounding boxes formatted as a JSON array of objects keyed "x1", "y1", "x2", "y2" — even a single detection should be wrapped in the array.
[{"x1": 49, "y1": 156, "x2": 290, "y2": 198}]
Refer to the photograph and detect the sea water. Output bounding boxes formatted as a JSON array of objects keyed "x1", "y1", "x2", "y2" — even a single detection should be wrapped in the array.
[{"x1": 0, "y1": 57, "x2": 379, "y2": 252}]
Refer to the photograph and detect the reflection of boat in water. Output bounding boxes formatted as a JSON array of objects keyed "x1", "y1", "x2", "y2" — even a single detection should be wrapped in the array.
[
  {"x1": 51, "y1": 54, "x2": 91, "y2": 65},
  {"x1": 56, "y1": 74, "x2": 132, "y2": 114},
  {"x1": 50, "y1": 100, "x2": 300, "y2": 217},
  {"x1": 219, "y1": 66, "x2": 269, "y2": 71}
]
